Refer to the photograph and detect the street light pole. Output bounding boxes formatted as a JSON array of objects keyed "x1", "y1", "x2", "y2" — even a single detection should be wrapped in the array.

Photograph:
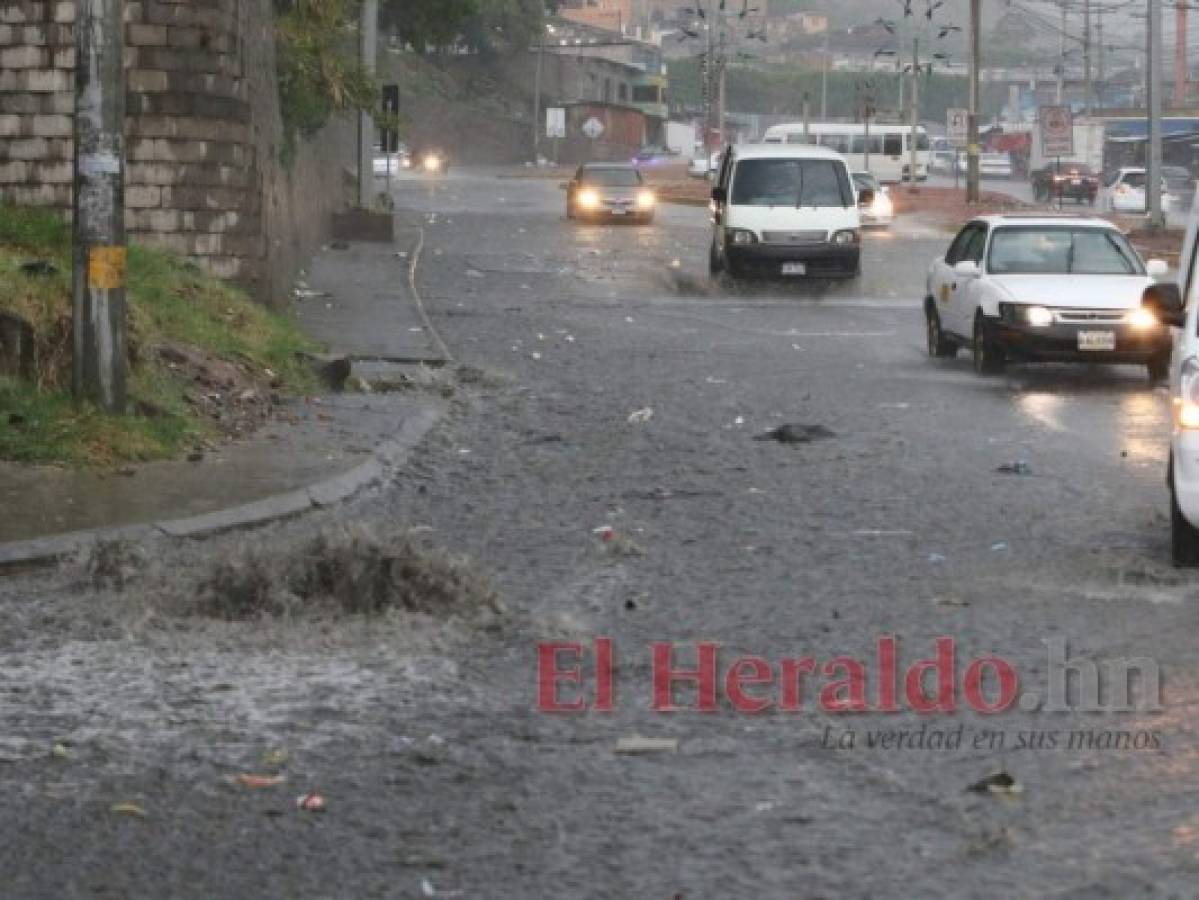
[
  {"x1": 821, "y1": 29, "x2": 829, "y2": 119},
  {"x1": 1148, "y1": 0, "x2": 1164, "y2": 229},
  {"x1": 72, "y1": 0, "x2": 127, "y2": 413},
  {"x1": 909, "y1": 36, "x2": 919, "y2": 187},
  {"x1": 357, "y1": 0, "x2": 378, "y2": 209},
  {"x1": 966, "y1": 0, "x2": 981, "y2": 203},
  {"x1": 533, "y1": 27, "x2": 545, "y2": 161}
]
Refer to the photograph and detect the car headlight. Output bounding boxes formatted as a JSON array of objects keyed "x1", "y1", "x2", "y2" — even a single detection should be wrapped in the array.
[
  {"x1": 423, "y1": 154, "x2": 441, "y2": 172},
  {"x1": 1125, "y1": 308, "x2": 1158, "y2": 329},
  {"x1": 636, "y1": 190, "x2": 656, "y2": 210},
  {"x1": 833, "y1": 229, "x2": 860, "y2": 245},
  {"x1": 727, "y1": 228, "x2": 757, "y2": 245},
  {"x1": 577, "y1": 189, "x2": 600, "y2": 210},
  {"x1": 1025, "y1": 305, "x2": 1054, "y2": 327},
  {"x1": 1178, "y1": 357, "x2": 1199, "y2": 428},
  {"x1": 872, "y1": 194, "x2": 893, "y2": 215}
]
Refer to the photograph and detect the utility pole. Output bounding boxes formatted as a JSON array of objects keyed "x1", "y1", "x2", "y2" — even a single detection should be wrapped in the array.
[
  {"x1": 909, "y1": 36, "x2": 919, "y2": 187},
  {"x1": 966, "y1": 0, "x2": 981, "y2": 203},
  {"x1": 1055, "y1": 0, "x2": 1066, "y2": 104},
  {"x1": 533, "y1": 25, "x2": 545, "y2": 162},
  {"x1": 1097, "y1": 9, "x2": 1105, "y2": 109},
  {"x1": 802, "y1": 92, "x2": 811, "y2": 141},
  {"x1": 718, "y1": 29, "x2": 727, "y2": 144},
  {"x1": 1175, "y1": 0, "x2": 1188, "y2": 107},
  {"x1": 72, "y1": 0, "x2": 127, "y2": 413},
  {"x1": 1148, "y1": 0, "x2": 1164, "y2": 229},
  {"x1": 357, "y1": 0, "x2": 378, "y2": 209},
  {"x1": 821, "y1": 29, "x2": 829, "y2": 119},
  {"x1": 1083, "y1": 0, "x2": 1091, "y2": 115},
  {"x1": 705, "y1": 0, "x2": 714, "y2": 151}
]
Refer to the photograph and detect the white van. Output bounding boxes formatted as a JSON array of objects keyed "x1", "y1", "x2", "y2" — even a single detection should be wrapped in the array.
[{"x1": 708, "y1": 144, "x2": 869, "y2": 281}]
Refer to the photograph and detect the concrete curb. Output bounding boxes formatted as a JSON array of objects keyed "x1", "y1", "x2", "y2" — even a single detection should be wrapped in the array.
[{"x1": 0, "y1": 405, "x2": 443, "y2": 576}]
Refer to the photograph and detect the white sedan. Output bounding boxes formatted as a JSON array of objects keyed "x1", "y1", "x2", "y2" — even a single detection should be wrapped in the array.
[
  {"x1": 1103, "y1": 167, "x2": 1173, "y2": 213},
  {"x1": 924, "y1": 214, "x2": 1172, "y2": 379}
]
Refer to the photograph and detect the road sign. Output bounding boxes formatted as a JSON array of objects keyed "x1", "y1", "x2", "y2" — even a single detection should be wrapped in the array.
[
  {"x1": 1038, "y1": 105, "x2": 1074, "y2": 157},
  {"x1": 947, "y1": 107, "x2": 968, "y2": 147},
  {"x1": 546, "y1": 107, "x2": 566, "y2": 139},
  {"x1": 581, "y1": 116, "x2": 605, "y2": 140}
]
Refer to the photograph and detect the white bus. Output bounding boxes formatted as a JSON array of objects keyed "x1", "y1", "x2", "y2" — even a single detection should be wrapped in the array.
[{"x1": 761, "y1": 123, "x2": 930, "y2": 183}]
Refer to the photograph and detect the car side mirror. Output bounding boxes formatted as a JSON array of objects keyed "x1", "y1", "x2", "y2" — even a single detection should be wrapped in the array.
[
  {"x1": 711, "y1": 186, "x2": 727, "y2": 204},
  {"x1": 1146, "y1": 259, "x2": 1169, "y2": 277},
  {"x1": 954, "y1": 260, "x2": 981, "y2": 277},
  {"x1": 857, "y1": 188, "x2": 875, "y2": 207},
  {"x1": 1143, "y1": 282, "x2": 1186, "y2": 327}
]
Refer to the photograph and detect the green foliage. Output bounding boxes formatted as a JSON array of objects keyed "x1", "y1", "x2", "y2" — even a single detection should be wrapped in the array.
[
  {"x1": 382, "y1": 0, "x2": 551, "y2": 55},
  {"x1": 275, "y1": 0, "x2": 377, "y2": 164},
  {"x1": 0, "y1": 205, "x2": 317, "y2": 466}
]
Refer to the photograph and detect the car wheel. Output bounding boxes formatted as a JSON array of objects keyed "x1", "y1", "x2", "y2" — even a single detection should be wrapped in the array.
[
  {"x1": 708, "y1": 240, "x2": 723, "y2": 276},
  {"x1": 925, "y1": 302, "x2": 957, "y2": 358},
  {"x1": 1147, "y1": 350, "x2": 1171, "y2": 384},
  {"x1": 1172, "y1": 480, "x2": 1199, "y2": 566},
  {"x1": 972, "y1": 312, "x2": 1005, "y2": 375}
]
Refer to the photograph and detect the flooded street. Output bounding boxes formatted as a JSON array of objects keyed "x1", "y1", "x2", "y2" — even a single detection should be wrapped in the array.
[{"x1": 1, "y1": 169, "x2": 1197, "y2": 897}]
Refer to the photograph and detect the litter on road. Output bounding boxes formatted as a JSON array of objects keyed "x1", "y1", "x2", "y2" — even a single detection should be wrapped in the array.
[
  {"x1": 753, "y1": 423, "x2": 836, "y2": 444},
  {"x1": 614, "y1": 736, "x2": 679, "y2": 755},
  {"x1": 627, "y1": 407, "x2": 654, "y2": 423},
  {"x1": 968, "y1": 772, "x2": 1023, "y2": 795}
]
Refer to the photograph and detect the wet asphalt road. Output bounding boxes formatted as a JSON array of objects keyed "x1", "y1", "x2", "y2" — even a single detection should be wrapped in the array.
[{"x1": 2, "y1": 168, "x2": 1199, "y2": 898}]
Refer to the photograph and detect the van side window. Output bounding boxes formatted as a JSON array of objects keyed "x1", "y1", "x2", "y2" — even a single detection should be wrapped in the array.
[{"x1": 883, "y1": 134, "x2": 902, "y2": 156}]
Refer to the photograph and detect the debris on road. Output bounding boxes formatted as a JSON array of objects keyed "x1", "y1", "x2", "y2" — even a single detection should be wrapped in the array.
[
  {"x1": 928, "y1": 553, "x2": 947, "y2": 564},
  {"x1": 111, "y1": 802, "x2": 147, "y2": 818},
  {"x1": 968, "y1": 772, "x2": 1022, "y2": 795},
  {"x1": 51, "y1": 742, "x2": 70, "y2": 760},
  {"x1": 933, "y1": 596, "x2": 969, "y2": 607},
  {"x1": 627, "y1": 407, "x2": 654, "y2": 424},
  {"x1": 296, "y1": 792, "x2": 326, "y2": 812},
  {"x1": 753, "y1": 423, "x2": 836, "y2": 444},
  {"x1": 991, "y1": 542, "x2": 1009, "y2": 552},
  {"x1": 235, "y1": 773, "x2": 286, "y2": 789},
  {"x1": 615, "y1": 735, "x2": 679, "y2": 755},
  {"x1": 996, "y1": 461, "x2": 1033, "y2": 476},
  {"x1": 262, "y1": 749, "x2": 289, "y2": 768}
]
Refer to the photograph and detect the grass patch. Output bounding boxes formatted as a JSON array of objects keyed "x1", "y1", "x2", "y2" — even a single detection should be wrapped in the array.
[{"x1": 0, "y1": 204, "x2": 318, "y2": 466}]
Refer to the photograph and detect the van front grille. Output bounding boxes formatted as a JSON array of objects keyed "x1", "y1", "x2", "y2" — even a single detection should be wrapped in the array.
[{"x1": 761, "y1": 230, "x2": 828, "y2": 245}]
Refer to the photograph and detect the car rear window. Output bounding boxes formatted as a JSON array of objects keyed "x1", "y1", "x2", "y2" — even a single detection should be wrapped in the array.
[
  {"x1": 580, "y1": 168, "x2": 642, "y2": 187},
  {"x1": 988, "y1": 227, "x2": 1144, "y2": 276},
  {"x1": 730, "y1": 159, "x2": 854, "y2": 208}
]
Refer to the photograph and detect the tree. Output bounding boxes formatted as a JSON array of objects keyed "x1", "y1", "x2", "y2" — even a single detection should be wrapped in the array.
[{"x1": 381, "y1": 0, "x2": 553, "y2": 54}]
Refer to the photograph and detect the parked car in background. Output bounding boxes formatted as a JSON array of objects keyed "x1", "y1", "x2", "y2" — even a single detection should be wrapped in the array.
[
  {"x1": 688, "y1": 155, "x2": 710, "y2": 178},
  {"x1": 958, "y1": 152, "x2": 1012, "y2": 179},
  {"x1": 1163, "y1": 165, "x2": 1195, "y2": 211},
  {"x1": 924, "y1": 215, "x2": 1171, "y2": 378},
  {"x1": 633, "y1": 145, "x2": 676, "y2": 165},
  {"x1": 1030, "y1": 161, "x2": 1099, "y2": 205},
  {"x1": 852, "y1": 171, "x2": 893, "y2": 227},
  {"x1": 1102, "y1": 167, "x2": 1172, "y2": 213},
  {"x1": 930, "y1": 149, "x2": 957, "y2": 175},
  {"x1": 566, "y1": 163, "x2": 656, "y2": 224}
]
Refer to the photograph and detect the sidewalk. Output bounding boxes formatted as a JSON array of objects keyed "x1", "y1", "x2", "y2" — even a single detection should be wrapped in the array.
[{"x1": 0, "y1": 225, "x2": 447, "y2": 560}]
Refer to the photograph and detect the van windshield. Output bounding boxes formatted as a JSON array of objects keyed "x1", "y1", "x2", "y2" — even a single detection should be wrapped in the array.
[{"x1": 730, "y1": 159, "x2": 854, "y2": 207}]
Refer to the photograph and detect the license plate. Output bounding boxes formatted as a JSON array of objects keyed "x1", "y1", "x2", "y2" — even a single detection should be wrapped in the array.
[
  {"x1": 1078, "y1": 330, "x2": 1116, "y2": 351},
  {"x1": 781, "y1": 262, "x2": 806, "y2": 276},
  {"x1": 1071, "y1": 179, "x2": 1081, "y2": 186},
  {"x1": 611, "y1": 208, "x2": 627, "y2": 216}
]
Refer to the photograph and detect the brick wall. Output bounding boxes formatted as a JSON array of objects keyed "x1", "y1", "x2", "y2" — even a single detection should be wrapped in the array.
[{"x1": 0, "y1": 0, "x2": 355, "y2": 304}]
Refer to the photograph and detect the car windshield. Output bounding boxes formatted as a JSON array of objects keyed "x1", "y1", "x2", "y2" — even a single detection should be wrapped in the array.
[
  {"x1": 730, "y1": 159, "x2": 853, "y2": 207},
  {"x1": 580, "y1": 168, "x2": 641, "y2": 187},
  {"x1": 1123, "y1": 172, "x2": 1147, "y2": 188},
  {"x1": 987, "y1": 227, "x2": 1144, "y2": 275}
]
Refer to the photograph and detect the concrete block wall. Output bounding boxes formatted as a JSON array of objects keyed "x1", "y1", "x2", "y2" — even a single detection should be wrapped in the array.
[{"x1": 0, "y1": 0, "x2": 353, "y2": 300}]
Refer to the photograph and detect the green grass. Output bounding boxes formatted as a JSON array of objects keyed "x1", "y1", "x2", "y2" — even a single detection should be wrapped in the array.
[{"x1": 0, "y1": 204, "x2": 318, "y2": 466}]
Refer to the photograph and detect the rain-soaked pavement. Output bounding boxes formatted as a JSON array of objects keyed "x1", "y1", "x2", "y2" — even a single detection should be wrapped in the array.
[{"x1": 0, "y1": 167, "x2": 1197, "y2": 897}]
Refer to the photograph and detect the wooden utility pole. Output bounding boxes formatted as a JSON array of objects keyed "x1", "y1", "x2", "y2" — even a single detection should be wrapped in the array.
[
  {"x1": 357, "y1": 0, "x2": 378, "y2": 208},
  {"x1": 909, "y1": 36, "x2": 919, "y2": 187},
  {"x1": 72, "y1": 0, "x2": 127, "y2": 413},
  {"x1": 966, "y1": 0, "x2": 980, "y2": 202}
]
